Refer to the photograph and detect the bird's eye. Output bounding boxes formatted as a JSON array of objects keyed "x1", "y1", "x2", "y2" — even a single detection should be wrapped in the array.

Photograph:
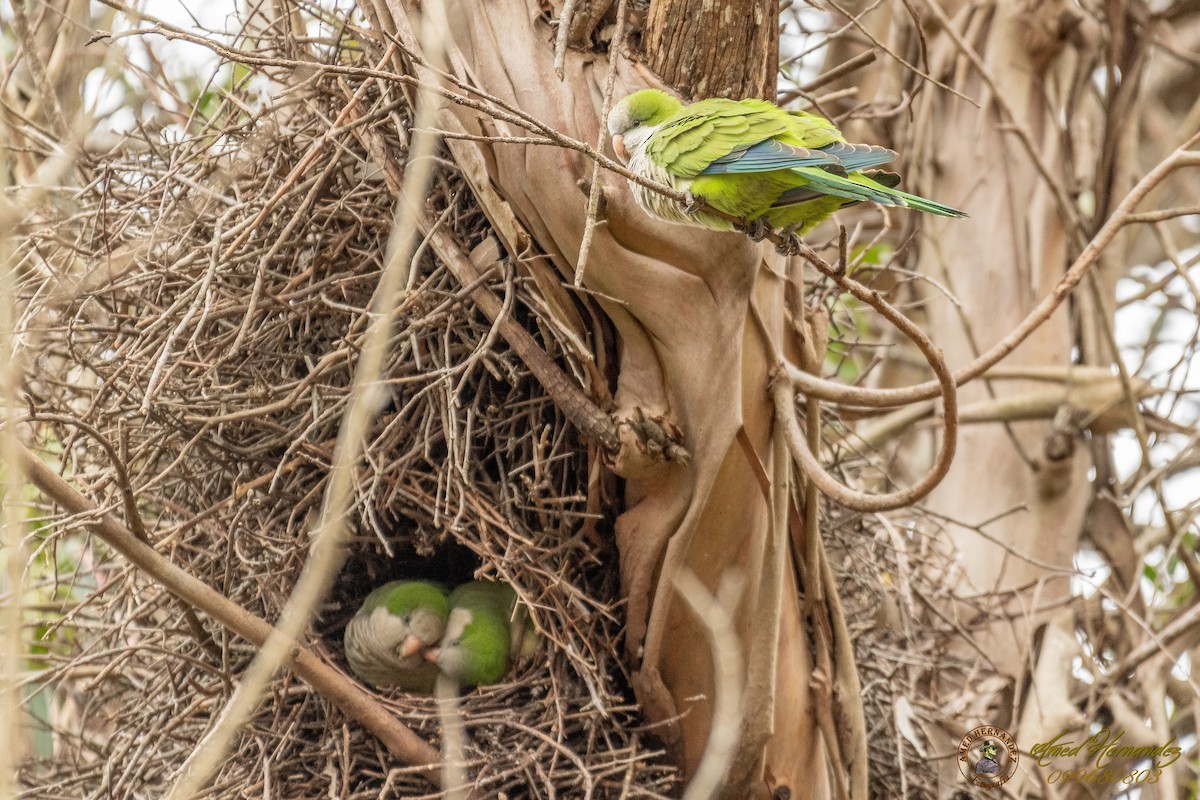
[
  {"x1": 402, "y1": 615, "x2": 411, "y2": 625},
  {"x1": 450, "y1": 641, "x2": 461, "y2": 648},
  {"x1": 632, "y1": 120, "x2": 642, "y2": 127}
]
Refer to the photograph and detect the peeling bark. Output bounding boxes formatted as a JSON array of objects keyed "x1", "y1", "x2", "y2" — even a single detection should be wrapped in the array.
[{"x1": 374, "y1": 0, "x2": 831, "y2": 794}]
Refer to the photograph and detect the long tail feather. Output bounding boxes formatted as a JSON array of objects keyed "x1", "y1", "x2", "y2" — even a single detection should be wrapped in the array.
[
  {"x1": 791, "y1": 167, "x2": 966, "y2": 218},
  {"x1": 875, "y1": 186, "x2": 967, "y2": 218}
]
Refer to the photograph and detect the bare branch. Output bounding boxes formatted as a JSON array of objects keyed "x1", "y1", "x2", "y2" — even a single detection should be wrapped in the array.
[
  {"x1": 790, "y1": 146, "x2": 1200, "y2": 409},
  {"x1": 18, "y1": 443, "x2": 441, "y2": 775}
]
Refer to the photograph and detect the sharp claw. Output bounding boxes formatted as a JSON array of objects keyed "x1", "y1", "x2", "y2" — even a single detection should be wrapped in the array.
[
  {"x1": 682, "y1": 190, "x2": 701, "y2": 216},
  {"x1": 736, "y1": 217, "x2": 771, "y2": 242},
  {"x1": 773, "y1": 232, "x2": 804, "y2": 257}
]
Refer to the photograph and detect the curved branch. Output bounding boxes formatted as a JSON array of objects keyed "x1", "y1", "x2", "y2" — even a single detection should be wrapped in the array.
[
  {"x1": 19, "y1": 444, "x2": 440, "y2": 775},
  {"x1": 775, "y1": 372, "x2": 953, "y2": 511},
  {"x1": 769, "y1": 244, "x2": 959, "y2": 510},
  {"x1": 790, "y1": 146, "x2": 1200, "y2": 409}
]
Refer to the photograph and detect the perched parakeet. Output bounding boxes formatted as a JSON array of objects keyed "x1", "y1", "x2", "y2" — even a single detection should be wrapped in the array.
[
  {"x1": 343, "y1": 580, "x2": 450, "y2": 692},
  {"x1": 427, "y1": 580, "x2": 539, "y2": 687},
  {"x1": 606, "y1": 89, "x2": 965, "y2": 235}
]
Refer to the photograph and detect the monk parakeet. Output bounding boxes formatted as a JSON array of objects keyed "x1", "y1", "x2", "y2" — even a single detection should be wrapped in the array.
[
  {"x1": 426, "y1": 580, "x2": 539, "y2": 687},
  {"x1": 606, "y1": 89, "x2": 965, "y2": 234},
  {"x1": 343, "y1": 580, "x2": 450, "y2": 692}
]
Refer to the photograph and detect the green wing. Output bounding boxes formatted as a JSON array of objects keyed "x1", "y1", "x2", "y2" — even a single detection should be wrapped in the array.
[
  {"x1": 783, "y1": 168, "x2": 967, "y2": 217},
  {"x1": 648, "y1": 99, "x2": 836, "y2": 178},
  {"x1": 448, "y1": 581, "x2": 517, "y2": 685}
]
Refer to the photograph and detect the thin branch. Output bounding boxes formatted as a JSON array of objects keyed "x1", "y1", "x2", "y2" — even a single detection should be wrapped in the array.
[
  {"x1": 1124, "y1": 205, "x2": 1200, "y2": 224},
  {"x1": 18, "y1": 443, "x2": 440, "y2": 775},
  {"x1": 28, "y1": 412, "x2": 146, "y2": 540},
  {"x1": 553, "y1": 0, "x2": 580, "y2": 79},
  {"x1": 8, "y1": 0, "x2": 69, "y2": 137},
  {"x1": 789, "y1": 145, "x2": 1200, "y2": 408},
  {"x1": 574, "y1": 0, "x2": 630, "y2": 287},
  {"x1": 162, "y1": 5, "x2": 451, "y2": 796},
  {"x1": 802, "y1": 49, "x2": 877, "y2": 92}
]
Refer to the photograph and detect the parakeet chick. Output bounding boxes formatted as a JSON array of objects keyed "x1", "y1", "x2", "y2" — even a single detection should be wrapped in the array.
[
  {"x1": 343, "y1": 580, "x2": 450, "y2": 692},
  {"x1": 427, "y1": 580, "x2": 539, "y2": 688},
  {"x1": 606, "y1": 88, "x2": 965, "y2": 235}
]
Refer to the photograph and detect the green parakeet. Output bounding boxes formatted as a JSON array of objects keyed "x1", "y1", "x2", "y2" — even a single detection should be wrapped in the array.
[
  {"x1": 343, "y1": 580, "x2": 450, "y2": 692},
  {"x1": 606, "y1": 88, "x2": 965, "y2": 234},
  {"x1": 427, "y1": 580, "x2": 539, "y2": 687}
]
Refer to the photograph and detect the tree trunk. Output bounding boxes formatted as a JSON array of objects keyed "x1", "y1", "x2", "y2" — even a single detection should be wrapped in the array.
[
  {"x1": 370, "y1": 0, "x2": 835, "y2": 794},
  {"x1": 833, "y1": 1, "x2": 1107, "y2": 795},
  {"x1": 645, "y1": 0, "x2": 778, "y2": 100},
  {"x1": 911, "y1": 10, "x2": 1092, "y2": 782}
]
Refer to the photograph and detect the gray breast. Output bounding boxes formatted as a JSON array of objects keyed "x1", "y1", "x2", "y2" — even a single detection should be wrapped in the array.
[
  {"x1": 626, "y1": 147, "x2": 734, "y2": 231},
  {"x1": 344, "y1": 606, "x2": 431, "y2": 689}
]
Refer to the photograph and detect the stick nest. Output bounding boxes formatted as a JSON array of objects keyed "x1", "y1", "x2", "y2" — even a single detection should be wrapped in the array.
[
  {"x1": 16, "y1": 29, "x2": 676, "y2": 799},
  {"x1": 12, "y1": 11, "x2": 961, "y2": 799}
]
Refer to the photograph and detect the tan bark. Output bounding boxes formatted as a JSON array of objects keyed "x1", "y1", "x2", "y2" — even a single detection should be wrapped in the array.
[
  {"x1": 372, "y1": 0, "x2": 833, "y2": 794},
  {"x1": 644, "y1": 0, "x2": 779, "y2": 100},
  {"x1": 848, "y1": 1, "x2": 1103, "y2": 794}
]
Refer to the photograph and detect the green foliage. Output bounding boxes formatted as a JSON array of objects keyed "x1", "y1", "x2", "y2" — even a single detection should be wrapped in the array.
[
  {"x1": 7, "y1": 440, "x2": 97, "y2": 761},
  {"x1": 851, "y1": 240, "x2": 893, "y2": 270},
  {"x1": 189, "y1": 61, "x2": 257, "y2": 127},
  {"x1": 825, "y1": 293, "x2": 871, "y2": 381}
]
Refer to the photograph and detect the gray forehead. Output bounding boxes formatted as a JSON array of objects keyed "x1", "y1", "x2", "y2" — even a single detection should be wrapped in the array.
[
  {"x1": 367, "y1": 604, "x2": 410, "y2": 641},
  {"x1": 443, "y1": 607, "x2": 475, "y2": 642},
  {"x1": 607, "y1": 104, "x2": 631, "y2": 135}
]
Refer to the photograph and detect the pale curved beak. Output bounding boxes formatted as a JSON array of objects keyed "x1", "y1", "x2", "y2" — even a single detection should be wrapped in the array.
[
  {"x1": 612, "y1": 134, "x2": 628, "y2": 163},
  {"x1": 423, "y1": 646, "x2": 441, "y2": 664},
  {"x1": 397, "y1": 634, "x2": 423, "y2": 659}
]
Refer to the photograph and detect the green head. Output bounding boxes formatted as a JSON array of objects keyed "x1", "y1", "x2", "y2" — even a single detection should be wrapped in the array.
[
  {"x1": 607, "y1": 89, "x2": 684, "y2": 160},
  {"x1": 434, "y1": 605, "x2": 512, "y2": 687},
  {"x1": 359, "y1": 580, "x2": 450, "y2": 653}
]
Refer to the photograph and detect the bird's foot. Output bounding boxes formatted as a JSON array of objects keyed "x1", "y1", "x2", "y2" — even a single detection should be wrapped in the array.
[
  {"x1": 735, "y1": 217, "x2": 771, "y2": 242},
  {"x1": 682, "y1": 190, "x2": 702, "y2": 216},
  {"x1": 774, "y1": 230, "x2": 805, "y2": 257}
]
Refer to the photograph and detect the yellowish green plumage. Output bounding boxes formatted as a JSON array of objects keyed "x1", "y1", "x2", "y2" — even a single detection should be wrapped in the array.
[
  {"x1": 431, "y1": 580, "x2": 539, "y2": 688},
  {"x1": 343, "y1": 580, "x2": 449, "y2": 692},
  {"x1": 607, "y1": 89, "x2": 965, "y2": 234}
]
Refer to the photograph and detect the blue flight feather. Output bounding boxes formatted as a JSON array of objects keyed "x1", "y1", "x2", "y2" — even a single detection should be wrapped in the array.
[
  {"x1": 816, "y1": 141, "x2": 898, "y2": 172},
  {"x1": 699, "y1": 139, "x2": 838, "y2": 174}
]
